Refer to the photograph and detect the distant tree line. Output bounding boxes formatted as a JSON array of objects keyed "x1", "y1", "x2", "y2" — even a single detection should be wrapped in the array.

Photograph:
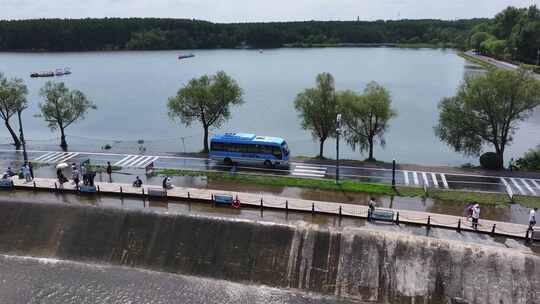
[
  {"x1": 0, "y1": 17, "x2": 483, "y2": 51},
  {"x1": 469, "y1": 6, "x2": 540, "y2": 64}
]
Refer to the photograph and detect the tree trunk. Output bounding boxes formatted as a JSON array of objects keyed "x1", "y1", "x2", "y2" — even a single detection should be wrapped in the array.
[
  {"x1": 496, "y1": 149, "x2": 505, "y2": 170},
  {"x1": 17, "y1": 111, "x2": 27, "y2": 163},
  {"x1": 367, "y1": 136, "x2": 375, "y2": 162},
  {"x1": 319, "y1": 138, "x2": 326, "y2": 159},
  {"x1": 203, "y1": 127, "x2": 209, "y2": 154},
  {"x1": 59, "y1": 127, "x2": 68, "y2": 151},
  {"x1": 5, "y1": 120, "x2": 21, "y2": 149}
]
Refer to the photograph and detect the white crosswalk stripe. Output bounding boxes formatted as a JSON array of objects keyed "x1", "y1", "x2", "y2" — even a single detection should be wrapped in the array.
[
  {"x1": 510, "y1": 178, "x2": 526, "y2": 195},
  {"x1": 520, "y1": 179, "x2": 536, "y2": 196},
  {"x1": 55, "y1": 152, "x2": 79, "y2": 163},
  {"x1": 412, "y1": 172, "x2": 419, "y2": 185},
  {"x1": 40, "y1": 152, "x2": 65, "y2": 162},
  {"x1": 403, "y1": 171, "x2": 410, "y2": 185},
  {"x1": 500, "y1": 178, "x2": 514, "y2": 198},
  {"x1": 431, "y1": 172, "x2": 439, "y2": 188},
  {"x1": 292, "y1": 165, "x2": 326, "y2": 178},
  {"x1": 440, "y1": 174, "x2": 449, "y2": 189},
  {"x1": 114, "y1": 155, "x2": 137, "y2": 167},
  {"x1": 34, "y1": 152, "x2": 56, "y2": 161},
  {"x1": 531, "y1": 179, "x2": 540, "y2": 192},
  {"x1": 140, "y1": 156, "x2": 159, "y2": 168},
  {"x1": 421, "y1": 172, "x2": 429, "y2": 187}
]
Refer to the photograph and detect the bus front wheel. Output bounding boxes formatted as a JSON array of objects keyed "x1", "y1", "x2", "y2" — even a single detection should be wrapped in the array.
[
  {"x1": 224, "y1": 158, "x2": 233, "y2": 166},
  {"x1": 264, "y1": 160, "x2": 273, "y2": 168}
]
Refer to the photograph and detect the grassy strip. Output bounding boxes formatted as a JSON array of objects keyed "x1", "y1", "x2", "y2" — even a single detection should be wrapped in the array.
[
  {"x1": 457, "y1": 51, "x2": 494, "y2": 69},
  {"x1": 87, "y1": 165, "x2": 122, "y2": 173},
  {"x1": 154, "y1": 168, "x2": 540, "y2": 208},
  {"x1": 155, "y1": 168, "x2": 424, "y2": 197}
]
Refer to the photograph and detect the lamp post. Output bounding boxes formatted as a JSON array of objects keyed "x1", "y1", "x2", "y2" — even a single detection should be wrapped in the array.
[
  {"x1": 392, "y1": 159, "x2": 396, "y2": 189},
  {"x1": 336, "y1": 113, "x2": 342, "y2": 184}
]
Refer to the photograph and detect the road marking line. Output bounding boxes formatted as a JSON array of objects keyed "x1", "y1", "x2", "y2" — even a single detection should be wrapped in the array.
[
  {"x1": 292, "y1": 172, "x2": 325, "y2": 178},
  {"x1": 44, "y1": 152, "x2": 70, "y2": 162},
  {"x1": 140, "y1": 156, "x2": 159, "y2": 168},
  {"x1": 510, "y1": 178, "x2": 525, "y2": 195},
  {"x1": 412, "y1": 172, "x2": 419, "y2": 185},
  {"x1": 520, "y1": 179, "x2": 536, "y2": 196},
  {"x1": 124, "y1": 155, "x2": 146, "y2": 167},
  {"x1": 295, "y1": 165, "x2": 327, "y2": 171},
  {"x1": 34, "y1": 152, "x2": 56, "y2": 161},
  {"x1": 56, "y1": 152, "x2": 80, "y2": 163},
  {"x1": 421, "y1": 172, "x2": 429, "y2": 186},
  {"x1": 440, "y1": 174, "x2": 449, "y2": 189},
  {"x1": 431, "y1": 172, "x2": 439, "y2": 188},
  {"x1": 39, "y1": 152, "x2": 64, "y2": 162},
  {"x1": 403, "y1": 171, "x2": 409, "y2": 185},
  {"x1": 131, "y1": 156, "x2": 153, "y2": 167},
  {"x1": 114, "y1": 155, "x2": 136, "y2": 167},
  {"x1": 531, "y1": 179, "x2": 540, "y2": 192},
  {"x1": 294, "y1": 169, "x2": 327, "y2": 174}
]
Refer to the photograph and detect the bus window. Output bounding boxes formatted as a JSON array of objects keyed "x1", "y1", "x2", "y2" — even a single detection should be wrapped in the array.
[{"x1": 272, "y1": 146, "x2": 282, "y2": 159}]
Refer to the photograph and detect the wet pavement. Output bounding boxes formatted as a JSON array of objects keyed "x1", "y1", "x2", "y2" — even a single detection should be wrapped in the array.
[
  {"x1": 0, "y1": 254, "x2": 353, "y2": 304},
  {"x1": 1, "y1": 148, "x2": 540, "y2": 197}
]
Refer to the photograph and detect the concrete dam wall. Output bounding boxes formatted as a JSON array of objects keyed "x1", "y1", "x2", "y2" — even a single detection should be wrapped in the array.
[{"x1": 0, "y1": 200, "x2": 538, "y2": 304}]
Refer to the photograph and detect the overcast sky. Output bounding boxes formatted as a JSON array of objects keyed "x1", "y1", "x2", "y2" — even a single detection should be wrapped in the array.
[{"x1": 1, "y1": 0, "x2": 539, "y2": 22}]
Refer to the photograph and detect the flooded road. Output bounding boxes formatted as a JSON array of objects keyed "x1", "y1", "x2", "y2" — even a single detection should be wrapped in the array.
[{"x1": 0, "y1": 254, "x2": 352, "y2": 304}]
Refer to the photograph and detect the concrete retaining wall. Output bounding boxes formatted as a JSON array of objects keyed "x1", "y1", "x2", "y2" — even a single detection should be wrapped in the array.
[{"x1": 0, "y1": 201, "x2": 537, "y2": 304}]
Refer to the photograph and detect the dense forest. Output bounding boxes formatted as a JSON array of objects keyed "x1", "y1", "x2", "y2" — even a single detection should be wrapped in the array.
[{"x1": 0, "y1": 5, "x2": 538, "y2": 63}]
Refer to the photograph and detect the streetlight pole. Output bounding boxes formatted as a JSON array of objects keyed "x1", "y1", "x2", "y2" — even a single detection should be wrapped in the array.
[{"x1": 336, "y1": 113, "x2": 342, "y2": 184}]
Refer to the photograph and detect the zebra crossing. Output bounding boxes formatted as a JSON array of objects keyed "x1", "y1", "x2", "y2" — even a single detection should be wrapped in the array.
[
  {"x1": 291, "y1": 165, "x2": 327, "y2": 178},
  {"x1": 402, "y1": 171, "x2": 449, "y2": 189},
  {"x1": 500, "y1": 177, "x2": 540, "y2": 196},
  {"x1": 113, "y1": 155, "x2": 158, "y2": 168},
  {"x1": 33, "y1": 152, "x2": 79, "y2": 163}
]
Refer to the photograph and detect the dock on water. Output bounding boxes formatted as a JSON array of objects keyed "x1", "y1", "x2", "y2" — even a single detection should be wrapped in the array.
[{"x1": 6, "y1": 177, "x2": 535, "y2": 241}]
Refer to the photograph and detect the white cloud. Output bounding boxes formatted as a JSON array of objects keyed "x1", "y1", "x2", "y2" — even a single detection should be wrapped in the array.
[{"x1": 0, "y1": 0, "x2": 538, "y2": 21}]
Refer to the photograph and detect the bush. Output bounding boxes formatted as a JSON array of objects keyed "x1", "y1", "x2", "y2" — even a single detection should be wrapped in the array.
[
  {"x1": 516, "y1": 146, "x2": 540, "y2": 171},
  {"x1": 479, "y1": 152, "x2": 500, "y2": 170}
]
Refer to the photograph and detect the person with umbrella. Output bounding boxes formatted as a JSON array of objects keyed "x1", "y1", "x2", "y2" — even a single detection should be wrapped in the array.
[{"x1": 56, "y1": 163, "x2": 68, "y2": 185}]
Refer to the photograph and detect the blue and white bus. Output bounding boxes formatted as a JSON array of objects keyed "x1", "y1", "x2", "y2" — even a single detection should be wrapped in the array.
[{"x1": 210, "y1": 133, "x2": 290, "y2": 167}]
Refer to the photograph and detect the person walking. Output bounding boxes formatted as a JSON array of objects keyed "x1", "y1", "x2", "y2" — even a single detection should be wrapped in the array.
[
  {"x1": 368, "y1": 197, "x2": 376, "y2": 221},
  {"x1": 23, "y1": 163, "x2": 32, "y2": 182},
  {"x1": 471, "y1": 204, "x2": 480, "y2": 230},
  {"x1": 29, "y1": 162, "x2": 34, "y2": 179},
  {"x1": 106, "y1": 161, "x2": 112, "y2": 182},
  {"x1": 72, "y1": 166, "x2": 80, "y2": 186},
  {"x1": 529, "y1": 208, "x2": 537, "y2": 231}
]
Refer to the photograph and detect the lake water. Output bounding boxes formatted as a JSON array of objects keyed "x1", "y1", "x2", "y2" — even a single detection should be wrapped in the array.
[{"x1": 1, "y1": 48, "x2": 539, "y2": 166}]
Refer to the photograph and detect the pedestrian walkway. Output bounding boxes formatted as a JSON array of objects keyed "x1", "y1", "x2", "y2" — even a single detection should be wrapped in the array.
[
  {"x1": 402, "y1": 171, "x2": 449, "y2": 189},
  {"x1": 10, "y1": 177, "x2": 532, "y2": 240}
]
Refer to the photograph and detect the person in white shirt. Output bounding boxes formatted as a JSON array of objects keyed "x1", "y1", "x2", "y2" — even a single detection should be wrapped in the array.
[
  {"x1": 471, "y1": 204, "x2": 480, "y2": 230},
  {"x1": 529, "y1": 208, "x2": 537, "y2": 231}
]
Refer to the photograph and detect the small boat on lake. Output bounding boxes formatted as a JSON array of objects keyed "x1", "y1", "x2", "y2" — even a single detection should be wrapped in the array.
[
  {"x1": 54, "y1": 67, "x2": 72, "y2": 76},
  {"x1": 30, "y1": 71, "x2": 54, "y2": 78},
  {"x1": 178, "y1": 54, "x2": 195, "y2": 60}
]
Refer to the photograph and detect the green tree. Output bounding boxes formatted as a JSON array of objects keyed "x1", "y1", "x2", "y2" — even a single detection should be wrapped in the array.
[
  {"x1": 481, "y1": 38, "x2": 507, "y2": 58},
  {"x1": 168, "y1": 71, "x2": 243, "y2": 153},
  {"x1": 0, "y1": 73, "x2": 28, "y2": 149},
  {"x1": 435, "y1": 68, "x2": 540, "y2": 170},
  {"x1": 294, "y1": 73, "x2": 338, "y2": 158},
  {"x1": 469, "y1": 32, "x2": 495, "y2": 53},
  {"x1": 37, "y1": 81, "x2": 96, "y2": 150},
  {"x1": 339, "y1": 82, "x2": 396, "y2": 162}
]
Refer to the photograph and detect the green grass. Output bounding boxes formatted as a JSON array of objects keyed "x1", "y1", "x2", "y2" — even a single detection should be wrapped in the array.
[
  {"x1": 87, "y1": 164, "x2": 122, "y2": 173},
  {"x1": 457, "y1": 51, "x2": 494, "y2": 69},
  {"x1": 153, "y1": 168, "x2": 540, "y2": 208}
]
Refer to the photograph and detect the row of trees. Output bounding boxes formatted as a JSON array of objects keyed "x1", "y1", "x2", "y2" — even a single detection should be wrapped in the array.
[
  {"x1": 166, "y1": 71, "x2": 397, "y2": 161},
  {"x1": 0, "y1": 73, "x2": 96, "y2": 151},
  {"x1": 469, "y1": 6, "x2": 540, "y2": 64},
  {"x1": 294, "y1": 73, "x2": 396, "y2": 160},
  {"x1": 0, "y1": 18, "x2": 482, "y2": 51}
]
